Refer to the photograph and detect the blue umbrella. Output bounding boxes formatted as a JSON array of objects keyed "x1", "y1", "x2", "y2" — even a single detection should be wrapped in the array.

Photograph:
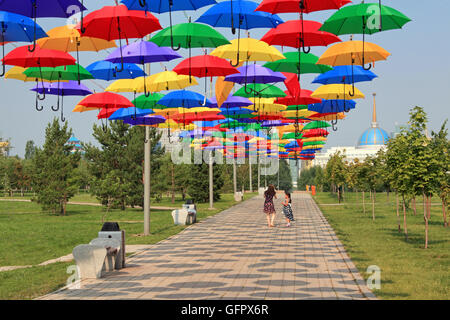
[
  {"x1": 0, "y1": 11, "x2": 48, "y2": 76},
  {"x1": 308, "y1": 100, "x2": 357, "y2": 114},
  {"x1": 197, "y1": 0, "x2": 283, "y2": 66},
  {"x1": 86, "y1": 61, "x2": 146, "y2": 81},
  {"x1": 0, "y1": 0, "x2": 87, "y2": 52},
  {"x1": 121, "y1": 0, "x2": 217, "y2": 51},
  {"x1": 123, "y1": 115, "x2": 166, "y2": 126},
  {"x1": 158, "y1": 90, "x2": 213, "y2": 108},
  {"x1": 313, "y1": 65, "x2": 378, "y2": 97},
  {"x1": 219, "y1": 107, "x2": 253, "y2": 116},
  {"x1": 284, "y1": 141, "x2": 300, "y2": 149},
  {"x1": 109, "y1": 107, "x2": 154, "y2": 120}
]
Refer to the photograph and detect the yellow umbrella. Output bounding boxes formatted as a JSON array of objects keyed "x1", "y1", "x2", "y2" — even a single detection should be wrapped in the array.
[
  {"x1": 283, "y1": 110, "x2": 318, "y2": 118},
  {"x1": 303, "y1": 145, "x2": 324, "y2": 151},
  {"x1": 37, "y1": 25, "x2": 116, "y2": 52},
  {"x1": 245, "y1": 102, "x2": 287, "y2": 113},
  {"x1": 317, "y1": 40, "x2": 391, "y2": 67},
  {"x1": 302, "y1": 137, "x2": 328, "y2": 143},
  {"x1": 210, "y1": 38, "x2": 285, "y2": 65},
  {"x1": 105, "y1": 78, "x2": 145, "y2": 93},
  {"x1": 311, "y1": 113, "x2": 346, "y2": 121},
  {"x1": 145, "y1": 71, "x2": 198, "y2": 92},
  {"x1": 248, "y1": 97, "x2": 276, "y2": 104},
  {"x1": 5, "y1": 66, "x2": 68, "y2": 82},
  {"x1": 311, "y1": 84, "x2": 365, "y2": 100}
]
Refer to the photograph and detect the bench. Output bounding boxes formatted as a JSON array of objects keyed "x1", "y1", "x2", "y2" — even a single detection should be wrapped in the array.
[
  {"x1": 72, "y1": 238, "x2": 121, "y2": 279},
  {"x1": 172, "y1": 204, "x2": 197, "y2": 225}
]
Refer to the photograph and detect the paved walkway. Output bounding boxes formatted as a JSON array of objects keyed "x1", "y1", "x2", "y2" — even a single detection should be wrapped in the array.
[{"x1": 38, "y1": 193, "x2": 376, "y2": 300}]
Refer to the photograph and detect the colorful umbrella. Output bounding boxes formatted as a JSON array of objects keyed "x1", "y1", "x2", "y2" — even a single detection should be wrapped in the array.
[
  {"x1": 86, "y1": 61, "x2": 146, "y2": 81},
  {"x1": 109, "y1": 107, "x2": 154, "y2": 120},
  {"x1": 264, "y1": 52, "x2": 332, "y2": 76},
  {"x1": 78, "y1": 5, "x2": 162, "y2": 71},
  {"x1": 234, "y1": 83, "x2": 286, "y2": 98},
  {"x1": 256, "y1": 0, "x2": 351, "y2": 14},
  {"x1": 157, "y1": 90, "x2": 213, "y2": 109},
  {"x1": 123, "y1": 115, "x2": 166, "y2": 126}
]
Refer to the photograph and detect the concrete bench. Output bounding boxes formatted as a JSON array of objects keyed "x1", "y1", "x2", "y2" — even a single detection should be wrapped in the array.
[{"x1": 72, "y1": 238, "x2": 121, "y2": 279}]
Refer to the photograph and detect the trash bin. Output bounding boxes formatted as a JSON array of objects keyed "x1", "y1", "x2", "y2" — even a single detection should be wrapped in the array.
[{"x1": 98, "y1": 222, "x2": 125, "y2": 269}]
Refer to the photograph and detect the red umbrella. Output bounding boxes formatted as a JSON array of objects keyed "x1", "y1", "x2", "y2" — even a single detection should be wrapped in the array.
[
  {"x1": 261, "y1": 20, "x2": 341, "y2": 50},
  {"x1": 97, "y1": 107, "x2": 121, "y2": 119},
  {"x1": 78, "y1": 4, "x2": 162, "y2": 71},
  {"x1": 3, "y1": 44, "x2": 76, "y2": 101},
  {"x1": 256, "y1": 0, "x2": 351, "y2": 14},
  {"x1": 77, "y1": 92, "x2": 134, "y2": 109},
  {"x1": 2, "y1": 45, "x2": 76, "y2": 68},
  {"x1": 173, "y1": 54, "x2": 239, "y2": 97},
  {"x1": 302, "y1": 128, "x2": 330, "y2": 138},
  {"x1": 172, "y1": 111, "x2": 225, "y2": 124},
  {"x1": 276, "y1": 89, "x2": 321, "y2": 106},
  {"x1": 282, "y1": 72, "x2": 301, "y2": 96}
]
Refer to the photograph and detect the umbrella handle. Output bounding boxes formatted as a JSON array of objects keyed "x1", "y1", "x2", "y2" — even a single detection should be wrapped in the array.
[
  {"x1": 60, "y1": 94, "x2": 66, "y2": 123},
  {"x1": 348, "y1": 84, "x2": 355, "y2": 97},
  {"x1": 378, "y1": 0, "x2": 383, "y2": 32},
  {"x1": 168, "y1": 1, "x2": 181, "y2": 51},
  {"x1": 231, "y1": 0, "x2": 236, "y2": 35},
  {"x1": 0, "y1": 24, "x2": 5, "y2": 77},
  {"x1": 230, "y1": 22, "x2": 242, "y2": 67},
  {"x1": 35, "y1": 94, "x2": 44, "y2": 112},
  {"x1": 28, "y1": 2, "x2": 37, "y2": 53},
  {"x1": 80, "y1": 0, "x2": 86, "y2": 34},
  {"x1": 115, "y1": 18, "x2": 124, "y2": 73},
  {"x1": 362, "y1": 62, "x2": 372, "y2": 71},
  {"x1": 139, "y1": 0, "x2": 146, "y2": 7},
  {"x1": 332, "y1": 123, "x2": 338, "y2": 132}
]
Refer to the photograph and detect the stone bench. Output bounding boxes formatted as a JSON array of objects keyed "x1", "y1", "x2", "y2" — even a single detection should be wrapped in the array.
[{"x1": 72, "y1": 238, "x2": 121, "y2": 279}]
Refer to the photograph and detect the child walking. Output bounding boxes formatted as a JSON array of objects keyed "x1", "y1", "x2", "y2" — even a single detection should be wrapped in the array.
[{"x1": 282, "y1": 191, "x2": 295, "y2": 227}]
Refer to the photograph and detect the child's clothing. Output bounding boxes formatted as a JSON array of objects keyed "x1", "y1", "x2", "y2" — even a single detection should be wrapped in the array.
[{"x1": 282, "y1": 203, "x2": 295, "y2": 221}]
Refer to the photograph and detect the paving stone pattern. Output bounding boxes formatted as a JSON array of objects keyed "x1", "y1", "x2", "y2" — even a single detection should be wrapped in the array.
[{"x1": 38, "y1": 193, "x2": 376, "y2": 300}]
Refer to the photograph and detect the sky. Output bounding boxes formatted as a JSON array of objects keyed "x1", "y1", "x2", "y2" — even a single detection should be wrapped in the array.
[{"x1": 0, "y1": 0, "x2": 449, "y2": 158}]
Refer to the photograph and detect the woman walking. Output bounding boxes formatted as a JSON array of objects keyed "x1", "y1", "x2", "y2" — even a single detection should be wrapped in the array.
[{"x1": 264, "y1": 185, "x2": 277, "y2": 227}]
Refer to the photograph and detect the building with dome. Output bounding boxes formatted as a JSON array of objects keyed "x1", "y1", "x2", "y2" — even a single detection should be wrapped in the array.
[
  {"x1": 66, "y1": 135, "x2": 85, "y2": 155},
  {"x1": 308, "y1": 93, "x2": 390, "y2": 169}
]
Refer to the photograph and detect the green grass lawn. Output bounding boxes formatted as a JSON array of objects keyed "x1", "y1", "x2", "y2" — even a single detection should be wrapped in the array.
[
  {"x1": 313, "y1": 192, "x2": 449, "y2": 300},
  {"x1": 0, "y1": 192, "x2": 256, "y2": 300}
]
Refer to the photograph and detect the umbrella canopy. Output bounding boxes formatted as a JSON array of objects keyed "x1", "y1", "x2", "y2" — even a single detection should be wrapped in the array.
[
  {"x1": 261, "y1": 20, "x2": 341, "y2": 49},
  {"x1": 234, "y1": 84, "x2": 286, "y2": 98},
  {"x1": 275, "y1": 89, "x2": 321, "y2": 106},
  {"x1": 86, "y1": 61, "x2": 145, "y2": 81},
  {"x1": 313, "y1": 65, "x2": 377, "y2": 85},
  {"x1": 146, "y1": 70, "x2": 198, "y2": 92},
  {"x1": 173, "y1": 55, "x2": 239, "y2": 78},
  {"x1": 303, "y1": 121, "x2": 331, "y2": 130},
  {"x1": 105, "y1": 41, "x2": 181, "y2": 65},
  {"x1": 31, "y1": 80, "x2": 92, "y2": 96},
  {"x1": 149, "y1": 22, "x2": 230, "y2": 49},
  {"x1": 172, "y1": 111, "x2": 225, "y2": 124},
  {"x1": 317, "y1": 40, "x2": 391, "y2": 67},
  {"x1": 311, "y1": 84, "x2": 365, "y2": 100},
  {"x1": 5, "y1": 66, "x2": 68, "y2": 82},
  {"x1": 302, "y1": 128, "x2": 330, "y2": 138},
  {"x1": 0, "y1": 11, "x2": 47, "y2": 43},
  {"x1": 255, "y1": 0, "x2": 351, "y2": 14},
  {"x1": 0, "y1": 0, "x2": 86, "y2": 18},
  {"x1": 123, "y1": 115, "x2": 166, "y2": 126},
  {"x1": 211, "y1": 38, "x2": 285, "y2": 64},
  {"x1": 132, "y1": 93, "x2": 165, "y2": 109},
  {"x1": 158, "y1": 90, "x2": 213, "y2": 108},
  {"x1": 109, "y1": 107, "x2": 154, "y2": 120},
  {"x1": 210, "y1": 95, "x2": 253, "y2": 108},
  {"x1": 197, "y1": 0, "x2": 283, "y2": 31},
  {"x1": 224, "y1": 64, "x2": 286, "y2": 84},
  {"x1": 77, "y1": 92, "x2": 134, "y2": 109},
  {"x1": 320, "y1": 3, "x2": 411, "y2": 36},
  {"x1": 308, "y1": 100, "x2": 356, "y2": 113},
  {"x1": 264, "y1": 52, "x2": 331, "y2": 74},
  {"x1": 2, "y1": 45, "x2": 76, "y2": 67},
  {"x1": 24, "y1": 64, "x2": 93, "y2": 81}
]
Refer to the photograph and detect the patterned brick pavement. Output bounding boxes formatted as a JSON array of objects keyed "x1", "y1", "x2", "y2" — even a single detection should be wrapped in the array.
[{"x1": 38, "y1": 193, "x2": 376, "y2": 300}]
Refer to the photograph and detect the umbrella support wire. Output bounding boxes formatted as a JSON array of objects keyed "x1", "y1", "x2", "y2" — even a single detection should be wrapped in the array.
[
  {"x1": 28, "y1": 1, "x2": 37, "y2": 52},
  {"x1": 0, "y1": 23, "x2": 5, "y2": 77}
]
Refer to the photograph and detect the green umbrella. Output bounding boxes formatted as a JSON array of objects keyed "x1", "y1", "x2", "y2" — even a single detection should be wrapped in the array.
[
  {"x1": 286, "y1": 105, "x2": 308, "y2": 111},
  {"x1": 24, "y1": 64, "x2": 93, "y2": 81},
  {"x1": 303, "y1": 141, "x2": 326, "y2": 146},
  {"x1": 319, "y1": 3, "x2": 411, "y2": 70},
  {"x1": 150, "y1": 21, "x2": 230, "y2": 49},
  {"x1": 282, "y1": 132, "x2": 303, "y2": 139},
  {"x1": 234, "y1": 83, "x2": 287, "y2": 98},
  {"x1": 264, "y1": 52, "x2": 332, "y2": 75},
  {"x1": 320, "y1": 3, "x2": 411, "y2": 36},
  {"x1": 303, "y1": 121, "x2": 332, "y2": 130},
  {"x1": 228, "y1": 113, "x2": 257, "y2": 120},
  {"x1": 132, "y1": 93, "x2": 165, "y2": 109}
]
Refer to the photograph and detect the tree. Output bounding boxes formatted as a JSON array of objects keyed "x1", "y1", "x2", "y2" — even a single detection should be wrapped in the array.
[
  {"x1": 187, "y1": 157, "x2": 223, "y2": 203},
  {"x1": 32, "y1": 118, "x2": 80, "y2": 215},
  {"x1": 24, "y1": 140, "x2": 37, "y2": 160},
  {"x1": 325, "y1": 151, "x2": 348, "y2": 203},
  {"x1": 363, "y1": 155, "x2": 384, "y2": 221},
  {"x1": 84, "y1": 121, "x2": 164, "y2": 210}
]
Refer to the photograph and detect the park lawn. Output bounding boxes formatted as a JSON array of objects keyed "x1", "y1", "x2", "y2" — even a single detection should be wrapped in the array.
[
  {"x1": 0, "y1": 192, "x2": 256, "y2": 300},
  {"x1": 313, "y1": 192, "x2": 450, "y2": 300}
]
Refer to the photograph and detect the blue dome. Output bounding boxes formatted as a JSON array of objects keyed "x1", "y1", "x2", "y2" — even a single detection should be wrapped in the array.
[{"x1": 358, "y1": 127, "x2": 390, "y2": 147}]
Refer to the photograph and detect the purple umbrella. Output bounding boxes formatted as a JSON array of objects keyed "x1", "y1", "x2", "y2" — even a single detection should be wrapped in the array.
[
  {"x1": 209, "y1": 95, "x2": 253, "y2": 108},
  {"x1": 123, "y1": 115, "x2": 166, "y2": 126},
  {"x1": 224, "y1": 64, "x2": 286, "y2": 85},
  {"x1": 106, "y1": 41, "x2": 182, "y2": 95},
  {"x1": 31, "y1": 80, "x2": 92, "y2": 122},
  {"x1": 0, "y1": 0, "x2": 87, "y2": 52}
]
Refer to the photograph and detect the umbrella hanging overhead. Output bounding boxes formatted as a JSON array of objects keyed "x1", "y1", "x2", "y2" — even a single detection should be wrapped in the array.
[
  {"x1": 0, "y1": 11, "x2": 48, "y2": 76},
  {"x1": 256, "y1": 0, "x2": 351, "y2": 14},
  {"x1": 308, "y1": 99, "x2": 356, "y2": 114},
  {"x1": 145, "y1": 70, "x2": 198, "y2": 92},
  {"x1": 0, "y1": 0, "x2": 87, "y2": 52},
  {"x1": 78, "y1": 5, "x2": 162, "y2": 72},
  {"x1": 234, "y1": 83, "x2": 286, "y2": 98},
  {"x1": 24, "y1": 64, "x2": 94, "y2": 82},
  {"x1": 109, "y1": 107, "x2": 154, "y2": 120},
  {"x1": 77, "y1": 92, "x2": 134, "y2": 109},
  {"x1": 158, "y1": 90, "x2": 213, "y2": 109},
  {"x1": 264, "y1": 52, "x2": 332, "y2": 75},
  {"x1": 210, "y1": 96, "x2": 253, "y2": 109},
  {"x1": 132, "y1": 93, "x2": 165, "y2": 109},
  {"x1": 86, "y1": 61, "x2": 146, "y2": 81},
  {"x1": 123, "y1": 115, "x2": 166, "y2": 126},
  {"x1": 320, "y1": 3, "x2": 410, "y2": 69},
  {"x1": 36, "y1": 25, "x2": 117, "y2": 83},
  {"x1": 224, "y1": 64, "x2": 286, "y2": 92},
  {"x1": 311, "y1": 84, "x2": 364, "y2": 100},
  {"x1": 275, "y1": 89, "x2": 321, "y2": 106},
  {"x1": 4, "y1": 66, "x2": 67, "y2": 82},
  {"x1": 198, "y1": 1, "x2": 283, "y2": 66}
]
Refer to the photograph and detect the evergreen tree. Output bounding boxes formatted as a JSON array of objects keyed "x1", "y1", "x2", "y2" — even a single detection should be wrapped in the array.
[
  {"x1": 24, "y1": 140, "x2": 37, "y2": 160},
  {"x1": 32, "y1": 119, "x2": 80, "y2": 215},
  {"x1": 187, "y1": 153, "x2": 223, "y2": 203}
]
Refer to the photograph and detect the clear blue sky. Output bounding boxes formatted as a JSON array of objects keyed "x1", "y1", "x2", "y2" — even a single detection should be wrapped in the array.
[{"x1": 0, "y1": 0, "x2": 449, "y2": 157}]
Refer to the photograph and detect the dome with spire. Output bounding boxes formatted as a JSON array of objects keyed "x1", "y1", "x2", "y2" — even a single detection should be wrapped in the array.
[{"x1": 357, "y1": 93, "x2": 390, "y2": 148}]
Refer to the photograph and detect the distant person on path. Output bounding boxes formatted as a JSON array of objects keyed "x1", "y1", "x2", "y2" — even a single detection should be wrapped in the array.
[
  {"x1": 264, "y1": 185, "x2": 277, "y2": 227},
  {"x1": 282, "y1": 191, "x2": 295, "y2": 227}
]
